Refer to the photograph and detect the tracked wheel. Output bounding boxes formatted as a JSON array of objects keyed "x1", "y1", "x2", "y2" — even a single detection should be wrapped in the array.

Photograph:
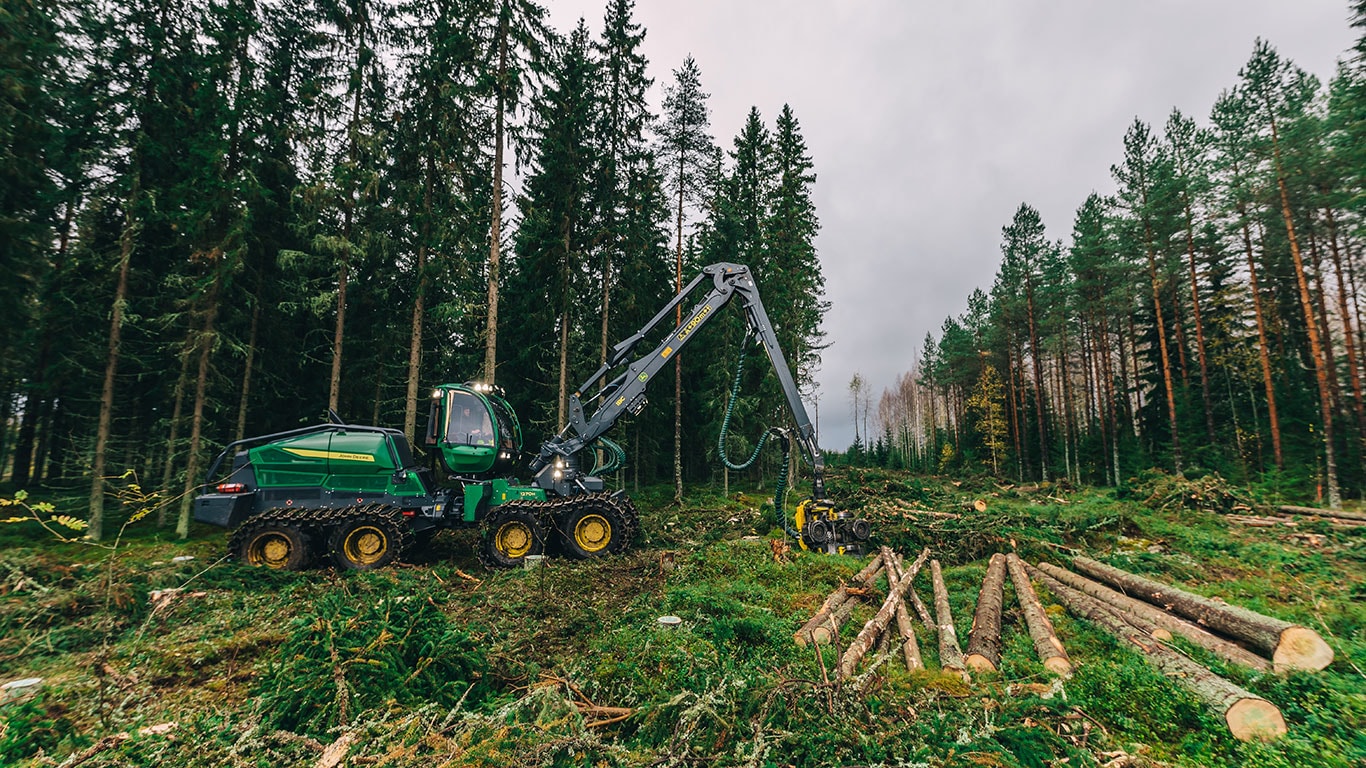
[
  {"x1": 234, "y1": 521, "x2": 312, "y2": 570},
  {"x1": 479, "y1": 505, "x2": 547, "y2": 569},
  {"x1": 558, "y1": 498, "x2": 630, "y2": 560},
  {"x1": 328, "y1": 506, "x2": 413, "y2": 571}
]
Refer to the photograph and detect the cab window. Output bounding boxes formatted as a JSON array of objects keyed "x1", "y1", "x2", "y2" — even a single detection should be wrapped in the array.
[{"x1": 446, "y1": 392, "x2": 494, "y2": 447}]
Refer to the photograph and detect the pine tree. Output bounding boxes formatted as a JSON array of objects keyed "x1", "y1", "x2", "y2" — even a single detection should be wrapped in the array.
[
  {"x1": 967, "y1": 363, "x2": 1007, "y2": 474},
  {"x1": 476, "y1": 0, "x2": 550, "y2": 384},
  {"x1": 658, "y1": 55, "x2": 713, "y2": 502},
  {"x1": 1241, "y1": 40, "x2": 1340, "y2": 507}
]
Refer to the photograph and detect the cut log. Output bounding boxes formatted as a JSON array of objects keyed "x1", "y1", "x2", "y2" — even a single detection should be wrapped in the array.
[
  {"x1": 1071, "y1": 556, "x2": 1333, "y2": 673},
  {"x1": 968, "y1": 499, "x2": 988, "y2": 513},
  {"x1": 964, "y1": 553, "x2": 1008, "y2": 672},
  {"x1": 885, "y1": 550, "x2": 924, "y2": 670},
  {"x1": 794, "y1": 553, "x2": 885, "y2": 646},
  {"x1": 1226, "y1": 515, "x2": 1297, "y2": 528},
  {"x1": 930, "y1": 560, "x2": 967, "y2": 674},
  {"x1": 1030, "y1": 565, "x2": 1286, "y2": 742},
  {"x1": 1005, "y1": 554, "x2": 1072, "y2": 677},
  {"x1": 908, "y1": 586, "x2": 935, "y2": 631},
  {"x1": 809, "y1": 597, "x2": 860, "y2": 646},
  {"x1": 1276, "y1": 504, "x2": 1366, "y2": 522},
  {"x1": 1035, "y1": 562, "x2": 1272, "y2": 673},
  {"x1": 838, "y1": 548, "x2": 929, "y2": 678}
]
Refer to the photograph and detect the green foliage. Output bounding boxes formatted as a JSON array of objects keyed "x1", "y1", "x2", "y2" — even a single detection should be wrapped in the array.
[{"x1": 252, "y1": 579, "x2": 489, "y2": 738}]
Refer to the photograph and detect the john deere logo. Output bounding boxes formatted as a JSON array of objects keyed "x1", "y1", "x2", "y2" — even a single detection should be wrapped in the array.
[{"x1": 283, "y1": 448, "x2": 376, "y2": 463}]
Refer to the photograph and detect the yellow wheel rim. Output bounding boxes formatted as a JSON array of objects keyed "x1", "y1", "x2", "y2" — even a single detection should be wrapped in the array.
[
  {"x1": 248, "y1": 532, "x2": 294, "y2": 568},
  {"x1": 573, "y1": 513, "x2": 612, "y2": 554},
  {"x1": 342, "y1": 525, "x2": 389, "y2": 566},
  {"x1": 495, "y1": 521, "x2": 533, "y2": 559}
]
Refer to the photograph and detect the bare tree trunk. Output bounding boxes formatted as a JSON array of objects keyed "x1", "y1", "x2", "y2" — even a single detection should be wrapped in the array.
[
  {"x1": 235, "y1": 298, "x2": 261, "y2": 443},
  {"x1": 839, "y1": 548, "x2": 928, "y2": 677},
  {"x1": 405, "y1": 153, "x2": 435, "y2": 441},
  {"x1": 673, "y1": 149, "x2": 684, "y2": 505},
  {"x1": 1270, "y1": 134, "x2": 1339, "y2": 506},
  {"x1": 159, "y1": 334, "x2": 194, "y2": 523},
  {"x1": 1023, "y1": 275, "x2": 1048, "y2": 479},
  {"x1": 1324, "y1": 206, "x2": 1366, "y2": 444},
  {"x1": 1184, "y1": 208, "x2": 1217, "y2": 445},
  {"x1": 90, "y1": 178, "x2": 141, "y2": 541},
  {"x1": 885, "y1": 551, "x2": 924, "y2": 670},
  {"x1": 1240, "y1": 214, "x2": 1282, "y2": 469},
  {"x1": 1140, "y1": 209, "x2": 1183, "y2": 473},
  {"x1": 178, "y1": 268, "x2": 223, "y2": 538},
  {"x1": 484, "y1": 16, "x2": 508, "y2": 384}
]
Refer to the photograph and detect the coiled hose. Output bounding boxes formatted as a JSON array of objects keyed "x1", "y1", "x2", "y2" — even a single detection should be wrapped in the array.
[{"x1": 717, "y1": 340, "x2": 800, "y2": 538}]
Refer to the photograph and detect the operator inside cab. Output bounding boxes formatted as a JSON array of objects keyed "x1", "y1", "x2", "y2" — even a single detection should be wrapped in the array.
[{"x1": 447, "y1": 392, "x2": 494, "y2": 447}]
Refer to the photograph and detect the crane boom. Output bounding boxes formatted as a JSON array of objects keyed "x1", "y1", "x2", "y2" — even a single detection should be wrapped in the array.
[{"x1": 529, "y1": 262, "x2": 824, "y2": 499}]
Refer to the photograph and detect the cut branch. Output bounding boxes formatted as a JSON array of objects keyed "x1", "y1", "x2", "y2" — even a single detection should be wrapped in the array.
[
  {"x1": 1071, "y1": 556, "x2": 1333, "y2": 672},
  {"x1": 794, "y1": 553, "x2": 885, "y2": 646}
]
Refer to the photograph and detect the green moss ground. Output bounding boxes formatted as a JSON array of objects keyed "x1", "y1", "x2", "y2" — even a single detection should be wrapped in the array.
[{"x1": 0, "y1": 470, "x2": 1361, "y2": 767}]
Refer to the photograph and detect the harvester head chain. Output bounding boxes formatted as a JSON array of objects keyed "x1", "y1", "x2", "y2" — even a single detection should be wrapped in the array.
[{"x1": 226, "y1": 504, "x2": 414, "y2": 561}]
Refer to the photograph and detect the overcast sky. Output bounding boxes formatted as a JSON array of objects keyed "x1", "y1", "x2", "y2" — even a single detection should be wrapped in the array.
[{"x1": 543, "y1": 0, "x2": 1357, "y2": 450}]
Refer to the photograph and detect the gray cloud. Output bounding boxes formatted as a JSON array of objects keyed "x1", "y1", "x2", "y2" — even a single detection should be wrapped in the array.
[{"x1": 545, "y1": 0, "x2": 1355, "y2": 449}]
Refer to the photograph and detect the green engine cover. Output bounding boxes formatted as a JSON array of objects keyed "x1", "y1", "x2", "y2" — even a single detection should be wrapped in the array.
[{"x1": 249, "y1": 429, "x2": 424, "y2": 496}]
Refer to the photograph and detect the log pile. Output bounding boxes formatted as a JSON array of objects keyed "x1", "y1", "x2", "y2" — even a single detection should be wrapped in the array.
[
  {"x1": 1069, "y1": 557, "x2": 1333, "y2": 673},
  {"x1": 791, "y1": 543, "x2": 1311, "y2": 743}
]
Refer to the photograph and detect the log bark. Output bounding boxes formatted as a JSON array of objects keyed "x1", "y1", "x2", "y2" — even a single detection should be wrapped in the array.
[
  {"x1": 930, "y1": 560, "x2": 967, "y2": 673},
  {"x1": 886, "y1": 550, "x2": 924, "y2": 670},
  {"x1": 809, "y1": 596, "x2": 860, "y2": 646},
  {"x1": 1030, "y1": 564, "x2": 1286, "y2": 742},
  {"x1": 1005, "y1": 554, "x2": 1072, "y2": 677},
  {"x1": 965, "y1": 553, "x2": 1008, "y2": 672},
  {"x1": 1071, "y1": 556, "x2": 1333, "y2": 672},
  {"x1": 1034, "y1": 562, "x2": 1272, "y2": 673},
  {"x1": 794, "y1": 554, "x2": 885, "y2": 646},
  {"x1": 1277, "y1": 505, "x2": 1366, "y2": 523},
  {"x1": 908, "y1": 585, "x2": 935, "y2": 630},
  {"x1": 838, "y1": 548, "x2": 928, "y2": 677}
]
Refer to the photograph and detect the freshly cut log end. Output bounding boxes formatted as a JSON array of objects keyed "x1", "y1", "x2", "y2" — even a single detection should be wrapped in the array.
[
  {"x1": 1273, "y1": 626, "x2": 1335, "y2": 673},
  {"x1": 1152, "y1": 627, "x2": 1174, "y2": 642},
  {"x1": 1226, "y1": 698, "x2": 1288, "y2": 742},
  {"x1": 964, "y1": 654, "x2": 997, "y2": 673},
  {"x1": 1043, "y1": 656, "x2": 1073, "y2": 677}
]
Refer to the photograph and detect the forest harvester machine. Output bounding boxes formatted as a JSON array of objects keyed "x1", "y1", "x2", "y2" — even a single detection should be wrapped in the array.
[{"x1": 193, "y1": 263, "x2": 871, "y2": 570}]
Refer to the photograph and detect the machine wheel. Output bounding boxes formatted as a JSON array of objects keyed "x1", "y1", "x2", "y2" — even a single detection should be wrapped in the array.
[
  {"x1": 558, "y1": 499, "x2": 630, "y2": 560},
  {"x1": 236, "y1": 522, "x2": 312, "y2": 570},
  {"x1": 327, "y1": 506, "x2": 412, "y2": 571},
  {"x1": 479, "y1": 506, "x2": 547, "y2": 569}
]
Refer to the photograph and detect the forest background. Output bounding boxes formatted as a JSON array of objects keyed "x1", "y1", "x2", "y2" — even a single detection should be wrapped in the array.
[{"x1": 2, "y1": 0, "x2": 1366, "y2": 543}]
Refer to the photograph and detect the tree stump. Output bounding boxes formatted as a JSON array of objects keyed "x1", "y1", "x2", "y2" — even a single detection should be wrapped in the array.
[
  {"x1": 964, "y1": 553, "x2": 1007, "y2": 672},
  {"x1": 1071, "y1": 557, "x2": 1333, "y2": 672},
  {"x1": 1005, "y1": 554, "x2": 1072, "y2": 677}
]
